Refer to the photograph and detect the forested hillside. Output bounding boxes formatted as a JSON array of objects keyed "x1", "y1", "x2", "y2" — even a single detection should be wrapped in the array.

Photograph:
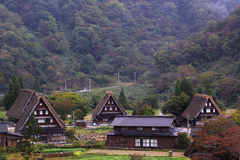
[
  {"x1": 155, "y1": 5, "x2": 240, "y2": 107},
  {"x1": 0, "y1": 0, "x2": 240, "y2": 105}
]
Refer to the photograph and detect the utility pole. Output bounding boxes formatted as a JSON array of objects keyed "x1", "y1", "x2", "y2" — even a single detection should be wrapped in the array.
[
  {"x1": 134, "y1": 72, "x2": 136, "y2": 82},
  {"x1": 118, "y1": 72, "x2": 119, "y2": 84},
  {"x1": 64, "y1": 81, "x2": 67, "y2": 92},
  {"x1": 88, "y1": 79, "x2": 91, "y2": 91}
]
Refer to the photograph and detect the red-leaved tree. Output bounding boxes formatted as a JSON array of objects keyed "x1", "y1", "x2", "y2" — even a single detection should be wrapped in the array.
[{"x1": 193, "y1": 115, "x2": 240, "y2": 160}]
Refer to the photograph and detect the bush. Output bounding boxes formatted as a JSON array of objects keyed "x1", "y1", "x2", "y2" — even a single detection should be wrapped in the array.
[
  {"x1": 73, "y1": 151, "x2": 84, "y2": 158},
  {"x1": 129, "y1": 153, "x2": 146, "y2": 160}
]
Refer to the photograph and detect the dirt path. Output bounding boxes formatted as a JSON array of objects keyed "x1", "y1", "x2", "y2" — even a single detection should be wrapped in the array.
[{"x1": 88, "y1": 149, "x2": 185, "y2": 157}]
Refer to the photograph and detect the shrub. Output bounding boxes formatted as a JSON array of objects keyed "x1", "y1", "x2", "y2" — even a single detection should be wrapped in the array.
[{"x1": 129, "y1": 153, "x2": 146, "y2": 160}]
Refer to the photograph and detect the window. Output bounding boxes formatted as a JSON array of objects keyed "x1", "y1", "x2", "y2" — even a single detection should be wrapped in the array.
[
  {"x1": 110, "y1": 107, "x2": 112, "y2": 111},
  {"x1": 143, "y1": 139, "x2": 150, "y2": 147},
  {"x1": 103, "y1": 119, "x2": 108, "y2": 121},
  {"x1": 116, "y1": 139, "x2": 127, "y2": 143},
  {"x1": 122, "y1": 127, "x2": 128, "y2": 130},
  {"x1": 152, "y1": 127, "x2": 158, "y2": 131},
  {"x1": 38, "y1": 119, "x2": 45, "y2": 123},
  {"x1": 108, "y1": 101, "x2": 111, "y2": 104},
  {"x1": 135, "y1": 139, "x2": 140, "y2": 147},
  {"x1": 50, "y1": 119, "x2": 53, "y2": 123},
  {"x1": 105, "y1": 107, "x2": 107, "y2": 111},
  {"x1": 115, "y1": 107, "x2": 117, "y2": 110},
  {"x1": 52, "y1": 133, "x2": 58, "y2": 136},
  {"x1": 137, "y1": 127, "x2": 143, "y2": 130},
  {"x1": 151, "y1": 139, "x2": 158, "y2": 147},
  {"x1": 58, "y1": 133, "x2": 62, "y2": 136},
  {"x1": 34, "y1": 111, "x2": 37, "y2": 115},
  {"x1": 205, "y1": 103, "x2": 207, "y2": 106},
  {"x1": 111, "y1": 101, "x2": 114, "y2": 104},
  {"x1": 206, "y1": 108, "x2": 211, "y2": 113},
  {"x1": 39, "y1": 103, "x2": 42, "y2": 105},
  {"x1": 213, "y1": 108, "x2": 215, "y2": 113},
  {"x1": 209, "y1": 103, "x2": 211, "y2": 106},
  {"x1": 45, "y1": 110, "x2": 48, "y2": 115},
  {"x1": 39, "y1": 111, "x2": 43, "y2": 115},
  {"x1": 201, "y1": 109, "x2": 204, "y2": 113}
]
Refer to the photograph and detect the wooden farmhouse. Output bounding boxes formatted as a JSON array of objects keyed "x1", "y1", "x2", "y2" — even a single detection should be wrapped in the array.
[
  {"x1": 106, "y1": 115, "x2": 180, "y2": 149},
  {"x1": 6, "y1": 89, "x2": 66, "y2": 143},
  {"x1": 92, "y1": 91, "x2": 127, "y2": 125},
  {"x1": 0, "y1": 123, "x2": 23, "y2": 147},
  {"x1": 181, "y1": 94, "x2": 222, "y2": 127}
]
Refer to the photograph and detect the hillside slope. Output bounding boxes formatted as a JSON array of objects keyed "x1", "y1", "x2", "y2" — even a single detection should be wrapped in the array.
[{"x1": 0, "y1": 0, "x2": 240, "y2": 94}]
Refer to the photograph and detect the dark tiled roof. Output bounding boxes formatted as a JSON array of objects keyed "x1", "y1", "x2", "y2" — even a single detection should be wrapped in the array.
[
  {"x1": 0, "y1": 123, "x2": 9, "y2": 133},
  {"x1": 181, "y1": 94, "x2": 222, "y2": 120},
  {"x1": 111, "y1": 115, "x2": 176, "y2": 127},
  {"x1": 0, "y1": 123, "x2": 23, "y2": 137},
  {"x1": 106, "y1": 130, "x2": 176, "y2": 137},
  {"x1": 6, "y1": 89, "x2": 66, "y2": 132},
  {"x1": 92, "y1": 91, "x2": 127, "y2": 118}
]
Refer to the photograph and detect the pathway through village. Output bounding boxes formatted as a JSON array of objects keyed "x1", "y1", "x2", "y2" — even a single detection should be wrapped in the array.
[{"x1": 88, "y1": 149, "x2": 185, "y2": 157}]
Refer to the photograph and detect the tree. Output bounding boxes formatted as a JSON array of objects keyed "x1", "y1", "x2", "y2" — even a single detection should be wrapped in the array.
[
  {"x1": 119, "y1": 88, "x2": 129, "y2": 110},
  {"x1": 162, "y1": 93, "x2": 190, "y2": 117},
  {"x1": 18, "y1": 76, "x2": 24, "y2": 89},
  {"x1": 180, "y1": 77, "x2": 194, "y2": 99},
  {"x1": 3, "y1": 79, "x2": 15, "y2": 110},
  {"x1": 0, "y1": 73, "x2": 3, "y2": 82},
  {"x1": 176, "y1": 132, "x2": 190, "y2": 149},
  {"x1": 53, "y1": 99, "x2": 76, "y2": 120},
  {"x1": 18, "y1": 114, "x2": 43, "y2": 160},
  {"x1": 3, "y1": 75, "x2": 24, "y2": 110},
  {"x1": 74, "y1": 109, "x2": 85, "y2": 120},
  {"x1": 141, "y1": 95, "x2": 159, "y2": 110},
  {"x1": 193, "y1": 115, "x2": 240, "y2": 159},
  {"x1": 34, "y1": 77, "x2": 40, "y2": 92},
  {"x1": 138, "y1": 105, "x2": 155, "y2": 116},
  {"x1": 47, "y1": 92, "x2": 87, "y2": 115}
]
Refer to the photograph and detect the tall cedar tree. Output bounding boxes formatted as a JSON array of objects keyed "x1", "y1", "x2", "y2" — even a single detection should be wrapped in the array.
[
  {"x1": 19, "y1": 114, "x2": 43, "y2": 160},
  {"x1": 180, "y1": 77, "x2": 194, "y2": 99},
  {"x1": 3, "y1": 79, "x2": 15, "y2": 110},
  {"x1": 18, "y1": 76, "x2": 24, "y2": 89},
  {"x1": 34, "y1": 77, "x2": 40, "y2": 92},
  {"x1": 193, "y1": 115, "x2": 240, "y2": 159},
  {"x1": 3, "y1": 75, "x2": 24, "y2": 110},
  {"x1": 119, "y1": 88, "x2": 129, "y2": 110}
]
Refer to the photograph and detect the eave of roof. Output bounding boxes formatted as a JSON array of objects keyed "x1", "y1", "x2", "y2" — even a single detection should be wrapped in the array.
[{"x1": 111, "y1": 115, "x2": 176, "y2": 127}]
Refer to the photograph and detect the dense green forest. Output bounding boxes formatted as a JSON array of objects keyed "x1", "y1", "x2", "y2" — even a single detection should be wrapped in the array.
[{"x1": 1, "y1": 0, "x2": 240, "y2": 107}]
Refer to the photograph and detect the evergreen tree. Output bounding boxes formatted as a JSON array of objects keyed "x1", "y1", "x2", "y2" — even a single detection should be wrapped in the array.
[
  {"x1": 119, "y1": 88, "x2": 129, "y2": 110},
  {"x1": 19, "y1": 114, "x2": 43, "y2": 160},
  {"x1": 174, "y1": 80, "x2": 181, "y2": 96},
  {"x1": 14, "y1": 79, "x2": 20, "y2": 98},
  {"x1": 34, "y1": 77, "x2": 40, "y2": 92},
  {"x1": 180, "y1": 77, "x2": 194, "y2": 98},
  {"x1": 18, "y1": 76, "x2": 24, "y2": 89},
  {"x1": 197, "y1": 87, "x2": 203, "y2": 94},
  {"x1": 3, "y1": 79, "x2": 16, "y2": 110}
]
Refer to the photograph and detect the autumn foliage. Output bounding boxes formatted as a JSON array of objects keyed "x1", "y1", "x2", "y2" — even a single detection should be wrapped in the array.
[{"x1": 193, "y1": 115, "x2": 240, "y2": 159}]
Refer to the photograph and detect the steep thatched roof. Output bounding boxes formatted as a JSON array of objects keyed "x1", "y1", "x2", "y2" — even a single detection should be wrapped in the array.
[
  {"x1": 92, "y1": 91, "x2": 127, "y2": 119},
  {"x1": 6, "y1": 89, "x2": 66, "y2": 132},
  {"x1": 181, "y1": 94, "x2": 222, "y2": 120}
]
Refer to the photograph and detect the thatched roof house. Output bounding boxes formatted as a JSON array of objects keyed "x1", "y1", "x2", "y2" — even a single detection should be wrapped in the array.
[
  {"x1": 6, "y1": 89, "x2": 66, "y2": 143},
  {"x1": 181, "y1": 94, "x2": 222, "y2": 127},
  {"x1": 92, "y1": 91, "x2": 127, "y2": 125}
]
